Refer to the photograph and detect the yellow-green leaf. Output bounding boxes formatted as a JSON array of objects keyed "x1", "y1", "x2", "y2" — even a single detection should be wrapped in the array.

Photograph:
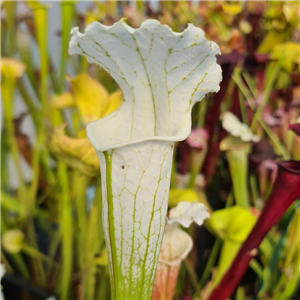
[
  {"x1": 257, "y1": 30, "x2": 289, "y2": 54},
  {"x1": 271, "y1": 42, "x2": 300, "y2": 72},
  {"x1": 222, "y1": 2, "x2": 243, "y2": 16},
  {"x1": 70, "y1": 74, "x2": 109, "y2": 125},
  {"x1": 1, "y1": 58, "x2": 26, "y2": 79},
  {"x1": 2, "y1": 230, "x2": 24, "y2": 253},
  {"x1": 54, "y1": 92, "x2": 76, "y2": 109},
  {"x1": 47, "y1": 125, "x2": 99, "y2": 177},
  {"x1": 168, "y1": 189, "x2": 200, "y2": 208},
  {"x1": 104, "y1": 90, "x2": 123, "y2": 116}
]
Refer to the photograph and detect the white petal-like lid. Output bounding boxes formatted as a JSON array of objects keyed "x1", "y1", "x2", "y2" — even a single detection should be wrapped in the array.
[
  {"x1": 69, "y1": 19, "x2": 222, "y2": 151},
  {"x1": 167, "y1": 201, "x2": 210, "y2": 228},
  {"x1": 221, "y1": 112, "x2": 260, "y2": 142}
]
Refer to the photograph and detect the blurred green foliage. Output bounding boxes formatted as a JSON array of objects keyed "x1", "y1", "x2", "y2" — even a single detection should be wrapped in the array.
[{"x1": 1, "y1": 1, "x2": 299, "y2": 300}]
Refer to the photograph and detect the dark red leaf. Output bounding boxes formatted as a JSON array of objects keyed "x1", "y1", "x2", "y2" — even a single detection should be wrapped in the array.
[{"x1": 208, "y1": 161, "x2": 300, "y2": 300}]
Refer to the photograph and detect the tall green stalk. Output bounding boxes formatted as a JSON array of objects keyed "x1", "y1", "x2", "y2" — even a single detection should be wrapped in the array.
[
  {"x1": 72, "y1": 171, "x2": 88, "y2": 270},
  {"x1": 187, "y1": 147, "x2": 208, "y2": 189},
  {"x1": 83, "y1": 185, "x2": 106, "y2": 300},
  {"x1": 226, "y1": 149, "x2": 249, "y2": 209},
  {"x1": 27, "y1": 2, "x2": 49, "y2": 118},
  {"x1": 58, "y1": 163, "x2": 73, "y2": 300},
  {"x1": 52, "y1": 106, "x2": 73, "y2": 300},
  {"x1": 4, "y1": 1, "x2": 17, "y2": 55},
  {"x1": 250, "y1": 62, "x2": 280, "y2": 132},
  {"x1": 60, "y1": 1, "x2": 75, "y2": 89},
  {"x1": 220, "y1": 137, "x2": 250, "y2": 209},
  {"x1": 233, "y1": 68, "x2": 290, "y2": 159}
]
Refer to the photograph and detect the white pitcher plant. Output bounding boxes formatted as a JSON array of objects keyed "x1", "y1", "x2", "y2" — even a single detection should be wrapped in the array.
[
  {"x1": 152, "y1": 202, "x2": 210, "y2": 300},
  {"x1": 69, "y1": 19, "x2": 222, "y2": 299}
]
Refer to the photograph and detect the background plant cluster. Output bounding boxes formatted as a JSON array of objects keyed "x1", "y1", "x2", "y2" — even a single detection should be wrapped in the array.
[{"x1": 1, "y1": 1, "x2": 300, "y2": 300}]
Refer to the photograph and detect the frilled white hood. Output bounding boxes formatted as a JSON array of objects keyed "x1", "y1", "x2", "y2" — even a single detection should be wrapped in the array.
[{"x1": 69, "y1": 19, "x2": 222, "y2": 151}]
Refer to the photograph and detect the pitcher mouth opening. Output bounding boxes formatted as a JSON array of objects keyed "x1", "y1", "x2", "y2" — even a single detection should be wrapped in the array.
[
  {"x1": 278, "y1": 160, "x2": 300, "y2": 174},
  {"x1": 86, "y1": 118, "x2": 192, "y2": 152}
]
